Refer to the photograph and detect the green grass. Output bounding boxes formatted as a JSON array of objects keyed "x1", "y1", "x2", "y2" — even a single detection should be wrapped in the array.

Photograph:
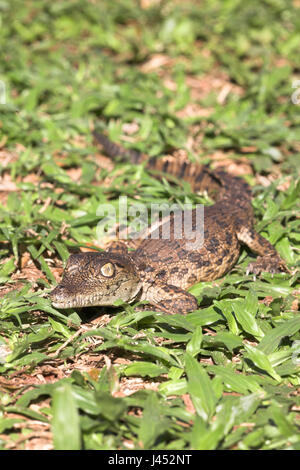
[{"x1": 0, "y1": 0, "x2": 299, "y2": 450}]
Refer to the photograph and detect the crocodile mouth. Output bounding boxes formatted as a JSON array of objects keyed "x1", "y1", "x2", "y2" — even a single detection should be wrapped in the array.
[
  {"x1": 50, "y1": 292, "x2": 116, "y2": 309},
  {"x1": 50, "y1": 280, "x2": 142, "y2": 309},
  {"x1": 50, "y1": 285, "x2": 106, "y2": 309},
  {"x1": 51, "y1": 298, "x2": 80, "y2": 309},
  {"x1": 51, "y1": 297, "x2": 91, "y2": 309}
]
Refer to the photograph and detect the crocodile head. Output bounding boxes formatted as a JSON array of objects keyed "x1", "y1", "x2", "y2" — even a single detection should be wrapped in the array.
[{"x1": 50, "y1": 252, "x2": 142, "y2": 309}]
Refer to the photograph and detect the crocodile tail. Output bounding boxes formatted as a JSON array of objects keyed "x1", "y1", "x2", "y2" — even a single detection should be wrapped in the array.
[
  {"x1": 93, "y1": 131, "x2": 251, "y2": 204},
  {"x1": 93, "y1": 131, "x2": 145, "y2": 164},
  {"x1": 93, "y1": 131, "x2": 218, "y2": 192}
]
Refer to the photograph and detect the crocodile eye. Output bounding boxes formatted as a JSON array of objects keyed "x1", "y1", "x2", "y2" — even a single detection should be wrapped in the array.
[{"x1": 100, "y1": 262, "x2": 115, "y2": 277}]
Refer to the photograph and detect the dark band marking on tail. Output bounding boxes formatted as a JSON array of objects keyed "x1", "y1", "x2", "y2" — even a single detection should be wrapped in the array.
[
  {"x1": 178, "y1": 161, "x2": 188, "y2": 180},
  {"x1": 148, "y1": 157, "x2": 157, "y2": 169},
  {"x1": 162, "y1": 159, "x2": 170, "y2": 174},
  {"x1": 195, "y1": 171, "x2": 205, "y2": 184},
  {"x1": 93, "y1": 131, "x2": 143, "y2": 164}
]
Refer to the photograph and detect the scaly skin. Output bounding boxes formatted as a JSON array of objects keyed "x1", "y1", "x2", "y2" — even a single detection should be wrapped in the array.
[{"x1": 50, "y1": 133, "x2": 288, "y2": 314}]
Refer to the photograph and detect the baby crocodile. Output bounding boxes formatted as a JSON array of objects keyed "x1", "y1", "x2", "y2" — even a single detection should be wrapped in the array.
[{"x1": 50, "y1": 132, "x2": 287, "y2": 314}]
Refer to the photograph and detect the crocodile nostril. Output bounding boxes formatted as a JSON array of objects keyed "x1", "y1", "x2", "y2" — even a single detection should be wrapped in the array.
[{"x1": 50, "y1": 284, "x2": 66, "y2": 299}]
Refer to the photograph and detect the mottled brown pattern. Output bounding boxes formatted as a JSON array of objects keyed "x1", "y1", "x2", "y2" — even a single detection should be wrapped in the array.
[{"x1": 50, "y1": 133, "x2": 288, "y2": 314}]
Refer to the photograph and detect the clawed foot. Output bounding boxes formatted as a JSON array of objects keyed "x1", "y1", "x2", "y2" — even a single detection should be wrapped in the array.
[{"x1": 246, "y1": 255, "x2": 288, "y2": 278}]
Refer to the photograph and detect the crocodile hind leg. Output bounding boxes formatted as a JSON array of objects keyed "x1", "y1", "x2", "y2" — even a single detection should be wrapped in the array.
[{"x1": 237, "y1": 226, "x2": 288, "y2": 275}]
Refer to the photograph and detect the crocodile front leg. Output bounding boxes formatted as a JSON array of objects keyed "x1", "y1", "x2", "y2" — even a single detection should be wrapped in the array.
[{"x1": 141, "y1": 281, "x2": 198, "y2": 314}]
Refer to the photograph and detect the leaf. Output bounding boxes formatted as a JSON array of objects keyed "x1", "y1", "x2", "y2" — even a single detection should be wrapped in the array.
[
  {"x1": 213, "y1": 300, "x2": 239, "y2": 335},
  {"x1": 94, "y1": 391, "x2": 127, "y2": 422},
  {"x1": 257, "y1": 317, "x2": 300, "y2": 354},
  {"x1": 118, "y1": 340, "x2": 179, "y2": 367},
  {"x1": 244, "y1": 344, "x2": 282, "y2": 382},
  {"x1": 48, "y1": 316, "x2": 72, "y2": 338},
  {"x1": 275, "y1": 237, "x2": 295, "y2": 264},
  {"x1": 190, "y1": 394, "x2": 261, "y2": 450},
  {"x1": 269, "y1": 403, "x2": 297, "y2": 437},
  {"x1": 13, "y1": 351, "x2": 48, "y2": 367},
  {"x1": 203, "y1": 331, "x2": 243, "y2": 352},
  {"x1": 158, "y1": 313, "x2": 195, "y2": 332},
  {"x1": 0, "y1": 258, "x2": 16, "y2": 281},
  {"x1": 42, "y1": 162, "x2": 73, "y2": 184},
  {"x1": 52, "y1": 382, "x2": 81, "y2": 450},
  {"x1": 71, "y1": 386, "x2": 101, "y2": 416},
  {"x1": 191, "y1": 415, "x2": 223, "y2": 450},
  {"x1": 138, "y1": 392, "x2": 170, "y2": 449},
  {"x1": 0, "y1": 417, "x2": 24, "y2": 433},
  {"x1": 159, "y1": 379, "x2": 187, "y2": 396},
  {"x1": 124, "y1": 362, "x2": 168, "y2": 378},
  {"x1": 29, "y1": 297, "x2": 70, "y2": 323},
  {"x1": 185, "y1": 353, "x2": 217, "y2": 421},
  {"x1": 207, "y1": 365, "x2": 263, "y2": 394},
  {"x1": 4, "y1": 405, "x2": 49, "y2": 423},
  {"x1": 232, "y1": 296, "x2": 264, "y2": 340},
  {"x1": 186, "y1": 326, "x2": 203, "y2": 356},
  {"x1": 187, "y1": 305, "x2": 224, "y2": 328}
]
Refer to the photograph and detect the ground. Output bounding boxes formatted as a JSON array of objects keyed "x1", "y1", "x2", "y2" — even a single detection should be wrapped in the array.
[{"x1": 0, "y1": 0, "x2": 299, "y2": 450}]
